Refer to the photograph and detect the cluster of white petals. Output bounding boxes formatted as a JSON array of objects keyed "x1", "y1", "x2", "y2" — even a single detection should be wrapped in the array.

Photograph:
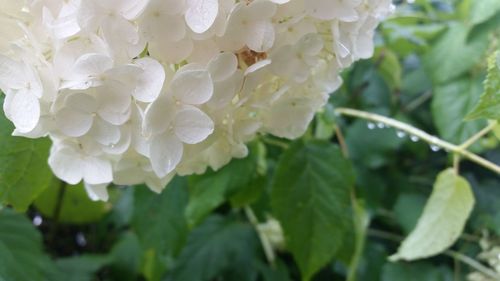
[{"x1": 0, "y1": 0, "x2": 393, "y2": 200}]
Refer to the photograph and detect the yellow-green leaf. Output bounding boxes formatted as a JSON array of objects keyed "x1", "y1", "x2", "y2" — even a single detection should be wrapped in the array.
[{"x1": 390, "y1": 169, "x2": 475, "y2": 261}]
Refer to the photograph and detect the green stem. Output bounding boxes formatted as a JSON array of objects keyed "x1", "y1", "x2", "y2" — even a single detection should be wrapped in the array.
[
  {"x1": 404, "y1": 90, "x2": 433, "y2": 112},
  {"x1": 335, "y1": 125, "x2": 349, "y2": 158},
  {"x1": 368, "y1": 229, "x2": 500, "y2": 280},
  {"x1": 446, "y1": 250, "x2": 500, "y2": 280},
  {"x1": 261, "y1": 136, "x2": 289, "y2": 149},
  {"x1": 335, "y1": 108, "x2": 500, "y2": 174},
  {"x1": 244, "y1": 206, "x2": 276, "y2": 266},
  {"x1": 347, "y1": 194, "x2": 369, "y2": 281},
  {"x1": 50, "y1": 180, "x2": 67, "y2": 242},
  {"x1": 459, "y1": 121, "x2": 497, "y2": 150}
]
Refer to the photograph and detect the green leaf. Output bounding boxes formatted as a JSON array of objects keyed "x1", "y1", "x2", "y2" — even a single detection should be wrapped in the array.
[
  {"x1": 424, "y1": 23, "x2": 489, "y2": 84},
  {"x1": 374, "y1": 48, "x2": 402, "y2": 90},
  {"x1": 185, "y1": 146, "x2": 258, "y2": 226},
  {"x1": 432, "y1": 78, "x2": 487, "y2": 144},
  {"x1": 185, "y1": 175, "x2": 227, "y2": 227},
  {"x1": 109, "y1": 232, "x2": 142, "y2": 281},
  {"x1": 356, "y1": 243, "x2": 388, "y2": 281},
  {"x1": 55, "y1": 255, "x2": 112, "y2": 281},
  {"x1": 0, "y1": 108, "x2": 54, "y2": 211},
  {"x1": 167, "y1": 215, "x2": 259, "y2": 281},
  {"x1": 469, "y1": 0, "x2": 500, "y2": 25},
  {"x1": 257, "y1": 260, "x2": 292, "y2": 281},
  {"x1": 314, "y1": 104, "x2": 337, "y2": 140},
  {"x1": 132, "y1": 178, "x2": 189, "y2": 280},
  {"x1": 271, "y1": 140, "x2": 355, "y2": 281},
  {"x1": 0, "y1": 209, "x2": 60, "y2": 281},
  {"x1": 493, "y1": 123, "x2": 500, "y2": 140},
  {"x1": 466, "y1": 51, "x2": 500, "y2": 121},
  {"x1": 390, "y1": 169, "x2": 475, "y2": 261},
  {"x1": 347, "y1": 199, "x2": 370, "y2": 281},
  {"x1": 54, "y1": 234, "x2": 141, "y2": 281},
  {"x1": 382, "y1": 262, "x2": 453, "y2": 281},
  {"x1": 229, "y1": 176, "x2": 267, "y2": 209},
  {"x1": 34, "y1": 182, "x2": 109, "y2": 224},
  {"x1": 393, "y1": 193, "x2": 427, "y2": 234},
  {"x1": 470, "y1": 178, "x2": 500, "y2": 236},
  {"x1": 345, "y1": 120, "x2": 405, "y2": 169}
]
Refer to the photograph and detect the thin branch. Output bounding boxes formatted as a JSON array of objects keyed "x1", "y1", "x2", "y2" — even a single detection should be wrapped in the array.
[
  {"x1": 404, "y1": 90, "x2": 433, "y2": 112},
  {"x1": 347, "y1": 193, "x2": 368, "y2": 281},
  {"x1": 335, "y1": 108, "x2": 500, "y2": 174},
  {"x1": 244, "y1": 206, "x2": 276, "y2": 266},
  {"x1": 335, "y1": 125, "x2": 349, "y2": 158},
  {"x1": 50, "y1": 180, "x2": 67, "y2": 242},
  {"x1": 368, "y1": 228, "x2": 403, "y2": 242},
  {"x1": 453, "y1": 154, "x2": 461, "y2": 175},
  {"x1": 445, "y1": 250, "x2": 500, "y2": 280},
  {"x1": 368, "y1": 228, "x2": 500, "y2": 280},
  {"x1": 459, "y1": 121, "x2": 497, "y2": 150},
  {"x1": 261, "y1": 136, "x2": 289, "y2": 149}
]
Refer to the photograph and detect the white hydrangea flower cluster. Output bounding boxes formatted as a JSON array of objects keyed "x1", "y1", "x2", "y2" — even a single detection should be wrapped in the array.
[{"x1": 0, "y1": 0, "x2": 393, "y2": 201}]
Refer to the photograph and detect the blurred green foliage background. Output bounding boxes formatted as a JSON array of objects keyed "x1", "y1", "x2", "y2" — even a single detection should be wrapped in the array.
[{"x1": 0, "y1": 0, "x2": 499, "y2": 280}]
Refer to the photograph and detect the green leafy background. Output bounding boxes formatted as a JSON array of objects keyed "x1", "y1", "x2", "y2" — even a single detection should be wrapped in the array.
[{"x1": 1, "y1": 1, "x2": 499, "y2": 280}]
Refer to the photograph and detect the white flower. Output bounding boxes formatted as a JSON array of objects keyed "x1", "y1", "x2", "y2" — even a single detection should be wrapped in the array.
[
  {"x1": 144, "y1": 67, "x2": 215, "y2": 177},
  {"x1": 306, "y1": 0, "x2": 361, "y2": 21},
  {"x1": 185, "y1": 0, "x2": 219, "y2": 34},
  {"x1": 0, "y1": 0, "x2": 393, "y2": 200},
  {"x1": 0, "y1": 56, "x2": 43, "y2": 133},
  {"x1": 219, "y1": 0, "x2": 277, "y2": 52},
  {"x1": 48, "y1": 140, "x2": 113, "y2": 185},
  {"x1": 270, "y1": 33, "x2": 324, "y2": 83},
  {"x1": 85, "y1": 183, "x2": 110, "y2": 202}
]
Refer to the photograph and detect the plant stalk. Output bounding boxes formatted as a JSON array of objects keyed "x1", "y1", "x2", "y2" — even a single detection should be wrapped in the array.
[
  {"x1": 244, "y1": 206, "x2": 276, "y2": 267},
  {"x1": 335, "y1": 108, "x2": 500, "y2": 174}
]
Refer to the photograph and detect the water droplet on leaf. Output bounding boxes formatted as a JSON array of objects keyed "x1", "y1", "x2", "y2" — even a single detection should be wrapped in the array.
[
  {"x1": 32, "y1": 215, "x2": 43, "y2": 226},
  {"x1": 76, "y1": 232, "x2": 87, "y2": 247}
]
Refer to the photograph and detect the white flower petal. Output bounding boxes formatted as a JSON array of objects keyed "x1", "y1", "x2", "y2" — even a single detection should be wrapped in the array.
[
  {"x1": 48, "y1": 146, "x2": 83, "y2": 185},
  {"x1": 209, "y1": 70, "x2": 243, "y2": 108},
  {"x1": 133, "y1": 58, "x2": 165, "y2": 102},
  {"x1": 0, "y1": 55, "x2": 25, "y2": 90},
  {"x1": 306, "y1": 0, "x2": 360, "y2": 21},
  {"x1": 88, "y1": 118, "x2": 121, "y2": 145},
  {"x1": 146, "y1": 173, "x2": 174, "y2": 193},
  {"x1": 55, "y1": 108, "x2": 93, "y2": 137},
  {"x1": 143, "y1": 96, "x2": 176, "y2": 136},
  {"x1": 83, "y1": 156, "x2": 113, "y2": 185},
  {"x1": 171, "y1": 69, "x2": 213, "y2": 105},
  {"x1": 207, "y1": 52, "x2": 238, "y2": 82},
  {"x1": 245, "y1": 0, "x2": 278, "y2": 21},
  {"x1": 72, "y1": 53, "x2": 114, "y2": 77},
  {"x1": 104, "y1": 126, "x2": 132, "y2": 155},
  {"x1": 148, "y1": 36, "x2": 194, "y2": 64},
  {"x1": 150, "y1": 133, "x2": 183, "y2": 178},
  {"x1": 64, "y1": 92, "x2": 98, "y2": 113},
  {"x1": 246, "y1": 21, "x2": 275, "y2": 52},
  {"x1": 84, "y1": 183, "x2": 110, "y2": 201},
  {"x1": 174, "y1": 106, "x2": 214, "y2": 144},
  {"x1": 96, "y1": 83, "x2": 132, "y2": 125},
  {"x1": 185, "y1": 0, "x2": 219, "y2": 34},
  {"x1": 4, "y1": 91, "x2": 41, "y2": 134}
]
